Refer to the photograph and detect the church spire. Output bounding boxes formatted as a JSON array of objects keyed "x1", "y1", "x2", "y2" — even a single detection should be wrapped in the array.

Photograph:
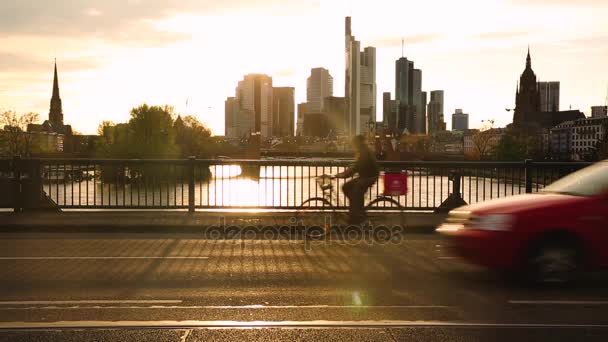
[
  {"x1": 49, "y1": 59, "x2": 64, "y2": 126},
  {"x1": 52, "y1": 58, "x2": 60, "y2": 99},
  {"x1": 526, "y1": 45, "x2": 531, "y2": 69}
]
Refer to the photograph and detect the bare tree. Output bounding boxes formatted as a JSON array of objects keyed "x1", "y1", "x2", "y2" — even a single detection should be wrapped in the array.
[
  {"x1": 471, "y1": 119, "x2": 496, "y2": 160},
  {"x1": 0, "y1": 110, "x2": 40, "y2": 156}
]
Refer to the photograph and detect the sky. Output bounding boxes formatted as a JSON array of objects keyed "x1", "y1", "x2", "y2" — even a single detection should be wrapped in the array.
[{"x1": 1, "y1": 0, "x2": 607, "y2": 135}]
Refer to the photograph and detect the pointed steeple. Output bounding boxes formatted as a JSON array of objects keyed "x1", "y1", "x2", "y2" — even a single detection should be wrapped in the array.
[
  {"x1": 526, "y1": 45, "x2": 531, "y2": 69},
  {"x1": 49, "y1": 59, "x2": 63, "y2": 127},
  {"x1": 52, "y1": 58, "x2": 60, "y2": 99}
]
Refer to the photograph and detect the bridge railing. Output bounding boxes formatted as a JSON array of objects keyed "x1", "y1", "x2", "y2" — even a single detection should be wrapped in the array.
[{"x1": 1, "y1": 157, "x2": 592, "y2": 212}]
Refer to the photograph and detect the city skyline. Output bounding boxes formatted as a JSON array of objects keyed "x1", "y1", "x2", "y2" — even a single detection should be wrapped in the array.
[{"x1": 1, "y1": 1, "x2": 607, "y2": 135}]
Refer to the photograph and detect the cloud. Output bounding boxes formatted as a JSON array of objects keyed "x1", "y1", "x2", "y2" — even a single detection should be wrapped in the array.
[
  {"x1": 0, "y1": 52, "x2": 100, "y2": 73},
  {"x1": 476, "y1": 31, "x2": 530, "y2": 40},
  {"x1": 0, "y1": 0, "x2": 318, "y2": 42},
  {"x1": 508, "y1": 0, "x2": 608, "y2": 6},
  {"x1": 370, "y1": 33, "x2": 444, "y2": 48}
]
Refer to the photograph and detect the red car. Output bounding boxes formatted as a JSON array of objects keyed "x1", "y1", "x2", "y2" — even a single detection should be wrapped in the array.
[{"x1": 438, "y1": 160, "x2": 608, "y2": 284}]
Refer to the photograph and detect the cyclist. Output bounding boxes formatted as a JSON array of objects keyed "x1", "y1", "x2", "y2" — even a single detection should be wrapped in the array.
[{"x1": 334, "y1": 135, "x2": 379, "y2": 224}]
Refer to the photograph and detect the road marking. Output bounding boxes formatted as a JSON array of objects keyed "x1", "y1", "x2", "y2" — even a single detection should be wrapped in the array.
[
  {"x1": 3, "y1": 320, "x2": 608, "y2": 329},
  {"x1": 0, "y1": 305, "x2": 451, "y2": 310},
  {"x1": 0, "y1": 300, "x2": 182, "y2": 305},
  {"x1": 0, "y1": 256, "x2": 209, "y2": 260},
  {"x1": 437, "y1": 256, "x2": 459, "y2": 260},
  {"x1": 510, "y1": 300, "x2": 608, "y2": 305}
]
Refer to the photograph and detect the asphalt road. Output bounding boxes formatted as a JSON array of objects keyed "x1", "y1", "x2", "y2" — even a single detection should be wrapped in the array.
[{"x1": 1, "y1": 231, "x2": 608, "y2": 341}]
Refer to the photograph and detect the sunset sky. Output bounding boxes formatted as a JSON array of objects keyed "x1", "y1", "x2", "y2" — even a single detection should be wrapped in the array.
[{"x1": 1, "y1": 0, "x2": 607, "y2": 135}]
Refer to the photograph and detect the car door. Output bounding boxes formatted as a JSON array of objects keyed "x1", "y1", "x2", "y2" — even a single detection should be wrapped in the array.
[{"x1": 584, "y1": 192, "x2": 608, "y2": 267}]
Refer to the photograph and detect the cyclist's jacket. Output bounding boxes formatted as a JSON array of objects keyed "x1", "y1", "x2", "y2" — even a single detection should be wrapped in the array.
[{"x1": 337, "y1": 148, "x2": 379, "y2": 179}]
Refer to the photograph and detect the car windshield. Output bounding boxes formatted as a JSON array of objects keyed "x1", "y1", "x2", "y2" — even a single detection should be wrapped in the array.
[{"x1": 542, "y1": 161, "x2": 608, "y2": 197}]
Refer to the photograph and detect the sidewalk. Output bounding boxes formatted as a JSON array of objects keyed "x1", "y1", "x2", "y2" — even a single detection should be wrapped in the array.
[{"x1": 0, "y1": 211, "x2": 445, "y2": 234}]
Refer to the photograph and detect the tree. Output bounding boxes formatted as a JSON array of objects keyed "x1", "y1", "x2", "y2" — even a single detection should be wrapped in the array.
[
  {"x1": 174, "y1": 115, "x2": 212, "y2": 158},
  {"x1": 494, "y1": 134, "x2": 527, "y2": 161},
  {"x1": 128, "y1": 104, "x2": 179, "y2": 159},
  {"x1": 469, "y1": 120, "x2": 496, "y2": 160},
  {"x1": 0, "y1": 110, "x2": 39, "y2": 156}
]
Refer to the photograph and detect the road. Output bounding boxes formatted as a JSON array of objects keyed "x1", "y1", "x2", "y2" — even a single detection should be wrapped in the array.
[{"x1": 1, "y1": 231, "x2": 608, "y2": 341}]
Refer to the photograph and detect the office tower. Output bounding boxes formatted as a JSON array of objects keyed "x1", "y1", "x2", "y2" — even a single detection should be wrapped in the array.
[
  {"x1": 452, "y1": 109, "x2": 469, "y2": 131},
  {"x1": 427, "y1": 90, "x2": 445, "y2": 134},
  {"x1": 591, "y1": 106, "x2": 608, "y2": 118},
  {"x1": 224, "y1": 97, "x2": 239, "y2": 138},
  {"x1": 272, "y1": 87, "x2": 295, "y2": 137},
  {"x1": 538, "y1": 81, "x2": 560, "y2": 112},
  {"x1": 383, "y1": 92, "x2": 397, "y2": 131},
  {"x1": 345, "y1": 16, "x2": 376, "y2": 136},
  {"x1": 324, "y1": 96, "x2": 346, "y2": 136},
  {"x1": 306, "y1": 68, "x2": 333, "y2": 113},
  {"x1": 420, "y1": 91, "x2": 427, "y2": 134},
  {"x1": 236, "y1": 74, "x2": 273, "y2": 138}
]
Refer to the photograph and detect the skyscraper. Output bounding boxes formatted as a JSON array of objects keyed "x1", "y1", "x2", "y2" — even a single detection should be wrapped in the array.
[
  {"x1": 538, "y1": 81, "x2": 560, "y2": 112},
  {"x1": 395, "y1": 53, "x2": 425, "y2": 134},
  {"x1": 306, "y1": 68, "x2": 333, "y2": 113},
  {"x1": 272, "y1": 87, "x2": 295, "y2": 137},
  {"x1": 345, "y1": 16, "x2": 376, "y2": 136},
  {"x1": 452, "y1": 109, "x2": 469, "y2": 131},
  {"x1": 224, "y1": 97, "x2": 239, "y2": 137},
  {"x1": 382, "y1": 92, "x2": 397, "y2": 131},
  {"x1": 225, "y1": 74, "x2": 273, "y2": 139},
  {"x1": 427, "y1": 90, "x2": 445, "y2": 134}
]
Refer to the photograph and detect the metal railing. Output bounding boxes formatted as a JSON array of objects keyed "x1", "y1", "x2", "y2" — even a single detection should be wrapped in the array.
[{"x1": 1, "y1": 157, "x2": 592, "y2": 212}]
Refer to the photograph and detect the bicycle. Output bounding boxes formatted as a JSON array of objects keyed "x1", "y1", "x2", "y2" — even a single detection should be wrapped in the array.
[{"x1": 297, "y1": 173, "x2": 407, "y2": 239}]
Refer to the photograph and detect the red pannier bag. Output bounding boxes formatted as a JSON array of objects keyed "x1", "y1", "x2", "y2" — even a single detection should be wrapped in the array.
[{"x1": 382, "y1": 172, "x2": 408, "y2": 196}]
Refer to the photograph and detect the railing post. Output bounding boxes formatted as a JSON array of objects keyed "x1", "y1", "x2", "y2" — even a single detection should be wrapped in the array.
[
  {"x1": 12, "y1": 155, "x2": 21, "y2": 213},
  {"x1": 188, "y1": 156, "x2": 195, "y2": 213},
  {"x1": 524, "y1": 159, "x2": 533, "y2": 193}
]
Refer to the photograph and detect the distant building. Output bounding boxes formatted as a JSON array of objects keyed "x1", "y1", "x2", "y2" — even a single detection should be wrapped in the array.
[
  {"x1": 225, "y1": 74, "x2": 273, "y2": 139},
  {"x1": 296, "y1": 103, "x2": 307, "y2": 136},
  {"x1": 306, "y1": 68, "x2": 333, "y2": 113},
  {"x1": 272, "y1": 87, "x2": 295, "y2": 137},
  {"x1": 382, "y1": 92, "x2": 398, "y2": 133},
  {"x1": 224, "y1": 97, "x2": 239, "y2": 138},
  {"x1": 538, "y1": 81, "x2": 560, "y2": 112},
  {"x1": 570, "y1": 117, "x2": 608, "y2": 160},
  {"x1": 427, "y1": 90, "x2": 444, "y2": 134},
  {"x1": 451, "y1": 109, "x2": 469, "y2": 131},
  {"x1": 430, "y1": 131, "x2": 463, "y2": 155},
  {"x1": 27, "y1": 61, "x2": 73, "y2": 143},
  {"x1": 324, "y1": 96, "x2": 346, "y2": 136},
  {"x1": 550, "y1": 117, "x2": 608, "y2": 160},
  {"x1": 513, "y1": 48, "x2": 541, "y2": 128},
  {"x1": 591, "y1": 106, "x2": 608, "y2": 118},
  {"x1": 345, "y1": 17, "x2": 376, "y2": 136},
  {"x1": 395, "y1": 56, "x2": 425, "y2": 134},
  {"x1": 550, "y1": 121, "x2": 573, "y2": 158}
]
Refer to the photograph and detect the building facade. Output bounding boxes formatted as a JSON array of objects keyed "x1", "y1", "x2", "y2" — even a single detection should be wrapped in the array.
[
  {"x1": 513, "y1": 48, "x2": 541, "y2": 128},
  {"x1": 591, "y1": 106, "x2": 608, "y2": 118},
  {"x1": 538, "y1": 81, "x2": 560, "y2": 112},
  {"x1": 427, "y1": 90, "x2": 445, "y2": 134},
  {"x1": 272, "y1": 87, "x2": 295, "y2": 137},
  {"x1": 225, "y1": 74, "x2": 274, "y2": 139},
  {"x1": 345, "y1": 17, "x2": 376, "y2": 136},
  {"x1": 306, "y1": 68, "x2": 333, "y2": 113},
  {"x1": 451, "y1": 109, "x2": 469, "y2": 131}
]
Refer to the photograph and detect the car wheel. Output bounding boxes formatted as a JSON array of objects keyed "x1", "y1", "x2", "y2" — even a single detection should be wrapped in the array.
[{"x1": 527, "y1": 241, "x2": 580, "y2": 285}]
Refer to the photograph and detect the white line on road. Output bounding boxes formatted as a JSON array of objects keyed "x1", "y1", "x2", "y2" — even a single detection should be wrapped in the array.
[
  {"x1": 0, "y1": 300, "x2": 183, "y2": 305},
  {"x1": 509, "y1": 300, "x2": 608, "y2": 305},
  {"x1": 0, "y1": 256, "x2": 209, "y2": 260},
  {"x1": 3, "y1": 320, "x2": 608, "y2": 329},
  {"x1": 0, "y1": 305, "x2": 451, "y2": 310}
]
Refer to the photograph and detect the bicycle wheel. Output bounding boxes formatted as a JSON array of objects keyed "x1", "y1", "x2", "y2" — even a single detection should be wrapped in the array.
[{"x1": 365, "y1": 196, "x2": 407, "y2": 234}]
